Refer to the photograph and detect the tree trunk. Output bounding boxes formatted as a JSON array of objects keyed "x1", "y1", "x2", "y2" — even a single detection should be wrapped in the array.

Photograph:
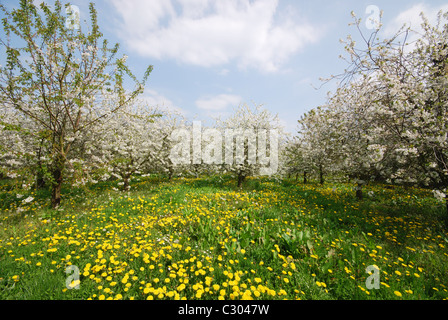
[
  {"x1": 446, "y1": 195, "x2": 448, "y2": 228},
  {"x1": 51, "y1": 166, "x2": 63, "y2": 208},
  {"x1": 237, "y1": 174, "x2": 245, "y2": 188},
  {"x1": 36, "y1": 174, "x2": 46, "y2": 189},
  {"x1": 319, "y1": 164, "x2": 324, "y2": 185},
  {"x1": 123, "y1": 174, "x2": 131, "y2": 191},
  {"x1": 295, "y1": 172, "x2": 299, "y2": 181},
  {"x1": 356, "y1": 181, "x2": 363, "y2": 201},
  {"x1": 303, "y1": 170, "x2": 307, "y2": 184}
]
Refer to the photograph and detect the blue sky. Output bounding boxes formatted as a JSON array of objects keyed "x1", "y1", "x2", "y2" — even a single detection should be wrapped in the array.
[{"x1": 2, "y1": 0, "x2": 448, "y2": 133}]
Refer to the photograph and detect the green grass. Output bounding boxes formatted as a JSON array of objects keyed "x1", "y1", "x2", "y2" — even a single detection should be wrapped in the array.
[{"x1": 0, "y1": 175, "x2": 447, "y2": 300}]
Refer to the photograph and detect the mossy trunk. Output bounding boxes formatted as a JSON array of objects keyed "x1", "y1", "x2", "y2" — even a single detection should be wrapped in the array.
[
  {"x1": 356, "y1": 182, "x2": 363, "y2": 201},
  {"x1": 237, "y1": 174, "x2": 245, "y2": 188},
  {"x1": 446, "y1": 195, "x2": 448, "y2": 228},
  {"x1": 319, "y1": 164, "x2": 324, "y2": 185},
  {"x1": 51, "y1": 166, "x2": 63, "y2": 209},
  {"x1": 36, "y1": 172, "x2": 46, "y2": 189},
  {"x1": 123, "y1": 174, "x2": 131, "y2": 191}
]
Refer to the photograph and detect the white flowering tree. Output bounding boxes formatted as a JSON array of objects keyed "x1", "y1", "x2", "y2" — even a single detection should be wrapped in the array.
[
  {"x1": 0, "y1": 97, "x2": 54, "y2": 190},
  {"x1": 151, "y1": 108, "x2": 188, "y2": 180},
  {"x1": 282, "y1": 137, "x2": 305, "y2": 181},
  {"x1": 215, "y1": 103, "x2": 285, "y2": 187},
  {"x1": 298, "y1": 10, "x2": 448, "y2": 210},
  {"x1": 295, "y1": 105, "x2": 345, "y2": 185},
  {"x1": 0, "y1": 106, "x2": 32, "y2": 182},
  {"x1": 337, "y1": 10, "x2": 448, "y2": 205},
  {"x1": 87, "y1": 99, "x2": 191, "y2": 190},
  {"x1": 86, "y1": 98, "x2": 162, "y2": 190},
  {"x1": 328, "y1": 79, "x2": 399, "y2": 199},
  {"x1": 0, "y1": 0, "x2": 152, "y2": 207}
]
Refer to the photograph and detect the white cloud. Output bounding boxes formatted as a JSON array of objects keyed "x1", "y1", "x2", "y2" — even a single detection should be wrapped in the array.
[
  {"x1": 217, "y1": 68, "x2": 230, "y2": 76},
  {"x1": 383, "y1": 3, "x2": 448, "y2": 37},
  {"x1": 110, "y1": 0, "x2": 322, "y2": 73},
  {"x1": 378, "y1": 3, "x2": 448, "y2": 54},
  {"x1": 195, "y1": 94, "x2": 242, "y2": 111},
  {"x1": 139, "y1": 89, "x2": 187, "y2": 115},
  {"x1": 195, "y1": 93, "x2": 242, "y2": 120}
]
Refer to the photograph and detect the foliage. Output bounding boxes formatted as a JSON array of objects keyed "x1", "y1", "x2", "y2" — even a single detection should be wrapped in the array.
[
  {"x1": 0, "y1": 0, "x2": 152, "y2": 207},
  {"x1": 286, "y1": 10, "x2": 448, "y2": 207}
]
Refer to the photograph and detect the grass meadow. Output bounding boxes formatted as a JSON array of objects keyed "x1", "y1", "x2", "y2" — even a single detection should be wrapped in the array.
[{"x1": 0, "y1": 175, "x2": 447, "y2": 300}]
